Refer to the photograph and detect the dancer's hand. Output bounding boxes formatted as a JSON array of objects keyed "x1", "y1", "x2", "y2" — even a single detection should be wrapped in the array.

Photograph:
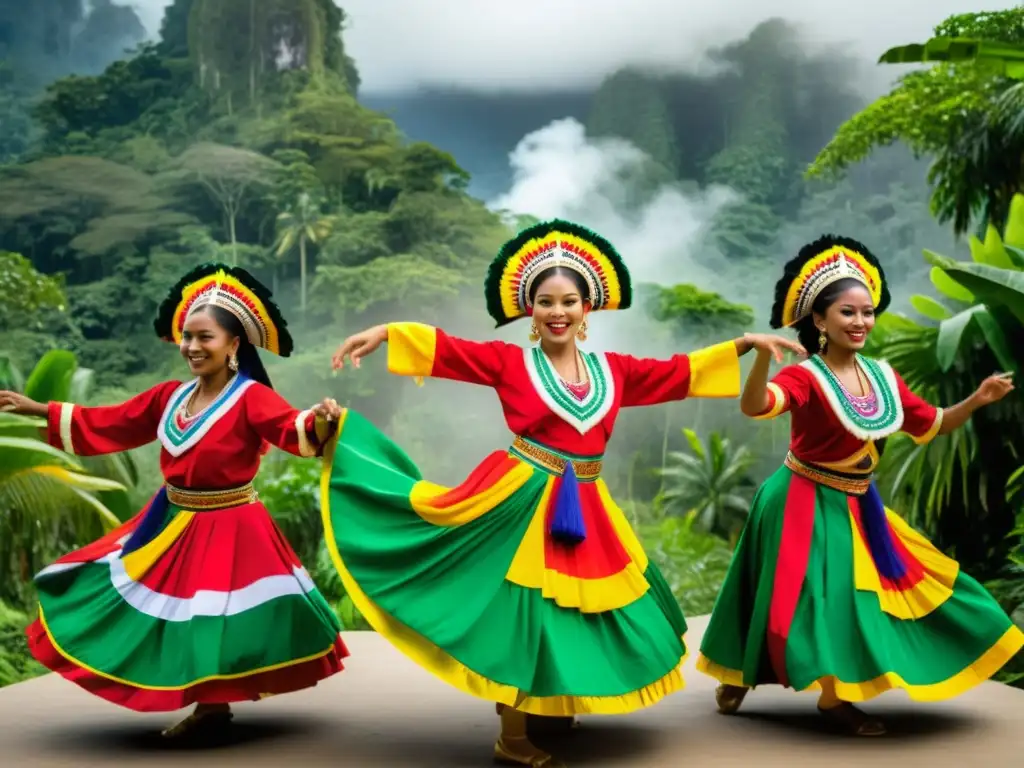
[
  {"x1": 332, "y1": 325, "x2": 387, "y2": 370},
  {"x1": 973, "y1": 372, "x2": 1014, "y2": 406},
  {"x1": 312, "y1": 397, "x2": 342, "y2": 422},
  {"x1": 739, "y1": 334, "x2": 807, "y2": 363},
  {"x1": 0, "y1": 391, "x2": 46, "y2": 417}
]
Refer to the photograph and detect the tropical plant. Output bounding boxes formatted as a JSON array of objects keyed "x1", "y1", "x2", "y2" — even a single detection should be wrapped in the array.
[
  {"x1": 637, "y1": 512, "x2": 736, "y2": 615},
  {"x1": 1, "y1": 350, "x2": 138, "y2": 522},
  {"x1": 657, "y1": 428, "x2": 756, "y2": 544},
  {"x1": 0, "y1": 350, "x2": 139, "y2": 607},
  {"x1": 0, "y1": 600, "x2": 45, "y2": 688},
  {"x1": 809, "y1": 9, "x2": 1024, "y2": 236},
  {"x1": 275, "y1": 191, "x2": 336, "y2": 314},
  {"x1": 869, "y1": 194, "x2": 1024, "y2": 570}
]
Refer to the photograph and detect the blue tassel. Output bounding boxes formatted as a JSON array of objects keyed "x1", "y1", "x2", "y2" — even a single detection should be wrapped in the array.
[
  {"x1": 550, "y1": 463, "x2": 587, "y2": 545},
  {"x1": 859, "y1": 482, "x2": 906, "y2": 581},
  {"x1": 121, "y1": 487, "x2": 170, "y2": 555}
]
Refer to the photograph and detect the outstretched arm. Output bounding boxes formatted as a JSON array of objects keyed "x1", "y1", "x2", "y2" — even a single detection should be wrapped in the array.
[
  {"x1": 0, "y1": 382, "x2": 179, "y2": 456},
  {"x1": 614, "y1": 334, "x2": 805, "y2": 408},
  {"x1": 898, "y1": 371, "x2": 1014, "y2": 441},
  {"x1": 333, "y1": 322, "x2": 508, "y2": 387}
]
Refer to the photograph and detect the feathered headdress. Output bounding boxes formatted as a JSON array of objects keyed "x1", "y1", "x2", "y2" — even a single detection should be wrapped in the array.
[
  {"x1": 154, "y1": 263, "x2": 293, "y2": 356},
  {"x1": 484, "y1": 219, "x2": 632, "y2": 327},
  {"x1": 770, "y1": 235, "x2": 889, "y2": 328}
]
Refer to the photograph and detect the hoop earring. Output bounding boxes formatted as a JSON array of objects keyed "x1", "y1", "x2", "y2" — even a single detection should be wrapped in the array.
[
  {"x1": 817, "y1": 329, "x2": 827, "y2": 353},
  {"x1": 576, "y1": 319, "x2": 588, "y2": 342},
  {"x1": 229, "y1": 353, "x2": 239, "y2": 372},
  {"x1": 528, "y1": 323, "x2": 540, "y2": 344}
]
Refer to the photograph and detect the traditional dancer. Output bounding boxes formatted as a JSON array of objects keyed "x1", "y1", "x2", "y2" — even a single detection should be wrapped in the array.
[
  {"x1": 697, "y1": 236, "x2": 1023, "y2": 735},
  {"x1": 323, "y1": 219, "x2": 803, "y2": 767},
  {"x1": 0, "y1": 264, "x2": 348, "y2": 739}
]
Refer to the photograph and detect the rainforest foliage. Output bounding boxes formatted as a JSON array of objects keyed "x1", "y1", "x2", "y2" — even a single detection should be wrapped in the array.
[{"x1": 0, "y1": 3, "x2": 1020, "y2": 686}]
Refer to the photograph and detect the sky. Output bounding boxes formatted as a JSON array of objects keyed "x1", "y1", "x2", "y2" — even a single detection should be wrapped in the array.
[{"x1": 130, "y1": 0, "x2": 1015, "y2": 92}]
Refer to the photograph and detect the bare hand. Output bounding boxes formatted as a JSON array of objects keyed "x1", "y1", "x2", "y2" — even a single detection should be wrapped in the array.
[
  {"x1": 332, "y1": 325, "x2": 387, "y2": 371},
  {"x1": 973, "y1": 372, "x2": 1014, "y2": 406},
  {"x1": 311, "y1": 397, "x2": 342, "y2": 423},
  {"x1": 0, "y1": 390, "x2": 45, "y2": 416},
  {"x1": 742, "y1": 333, "x2": 808, "y2": 363}
]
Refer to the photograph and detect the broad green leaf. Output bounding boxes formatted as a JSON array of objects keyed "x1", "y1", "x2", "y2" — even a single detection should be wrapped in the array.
[
  {"x1": 976, "y1": 224, "x2": 1015, "y2": 269},
  {"x1": 0, "y1": 436, "x2": 82, "y2": 478},
  {"x1": 32, "y1": 465, "x2": 125, "y2": 493},
  {"x1": 879, "y1": 37, "x2": 1024, "y2": 74},
  {"x1": 922, "y1": 249, "x2": 957, "y2": 271},
  {"x1": 972, "y1": 308, "x2": 1019, "y2": 373},
  {"x1": 1003, "y1": 193, "x2": 1024, "y2": 248},
  {"x1": 941, "y1": 262, "x2": 1024, "y2": 324},
  {"x1": 910, "y1": 295, "x2": 952, "y2": 322},
  {"x1": 1001, "y1": 245, "x2": 1024, "y2": 269},
  {"x1": 23, "y1": 350, "x2": 77, "y2": 403},
  {"x1": 69, "y1": 367, "x2": 95, "y2": 403},
  {"x1": 928, "y1": 265, "x2": 975, "y2": 304},
  {"x1": 0, "y1": 412, "x2": 45, "y2": 438},
  {"x1": 681, "y1": 428, "x2": 705, "y2": 460},
  {"x1": 935, "y1": 306, "x2": 986, "y2": 372}
]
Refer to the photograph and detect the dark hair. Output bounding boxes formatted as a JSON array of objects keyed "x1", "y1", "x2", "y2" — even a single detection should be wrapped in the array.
[
  {"x1": 793, "y1": 278, "x2": 872, "y2": 353},
  {"x1": 527, "y1": 266, "x2": 591, "y2": 305},
  {"x1": 201, "y1": 305, "x2": 273, "y2": 389}
]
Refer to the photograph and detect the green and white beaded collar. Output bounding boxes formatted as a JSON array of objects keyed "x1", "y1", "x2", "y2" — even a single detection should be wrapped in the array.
[
  {"x1": 524, "y1": 347, "x2": 615, "y2": 435},
  {"x1": 801, "y1": 354, "x2": 904, "y2": 441}
]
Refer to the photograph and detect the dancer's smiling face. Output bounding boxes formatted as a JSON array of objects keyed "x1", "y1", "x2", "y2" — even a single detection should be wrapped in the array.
[
  {"x1": 529, "y1": 267, "x2": 591, "y2": 348},
  {"x1": 180, "y1": 305, "x2": 240, "y2": 377},
  {"x1": 813, "y1": 280, "x2": 875, "y2": 353}
]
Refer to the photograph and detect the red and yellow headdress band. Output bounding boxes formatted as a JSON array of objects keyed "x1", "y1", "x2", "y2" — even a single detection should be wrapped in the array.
[
  {"x1": 771, "y1": 236, "x2": 889, "y2": 329},
  {"x1": 484, "y1": 219, "x2": 632, "y2": 327},
  {"x1": 154, "y1": 264, "x2": 293, "y2": 357}
]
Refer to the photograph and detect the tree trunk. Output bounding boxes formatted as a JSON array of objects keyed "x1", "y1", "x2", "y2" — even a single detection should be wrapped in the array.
[
  {"x1": 249, "y1": 0, "x2": 257, "y2": 106},
  {"x1": 229, "y1": 212, "x2": 238, "y2": 266},
  {"x1": 300, "y1": 235, "x2": 308, "y2": 314}
]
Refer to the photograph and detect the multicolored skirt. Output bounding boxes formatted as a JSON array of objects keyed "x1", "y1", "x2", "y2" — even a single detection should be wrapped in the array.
[
  {"x1": 697, "y1": 462, "x2": 1024, "y2": 701},
  {"x1": 26, "y1": 484, "x2": 348, "y2": 712},
  {"x1": 321, "y1": 410, "x2": 687, "y2": 716}
]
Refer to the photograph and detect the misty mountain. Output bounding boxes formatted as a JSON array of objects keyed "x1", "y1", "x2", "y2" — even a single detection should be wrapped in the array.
[{"x1": 361, "y1": 89, "x2": 594, "y2": 201}]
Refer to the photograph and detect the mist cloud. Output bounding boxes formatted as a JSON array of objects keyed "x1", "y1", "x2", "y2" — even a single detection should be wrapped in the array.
[
  {"x1": 133, "y1": 0, "x2": 1008, "y2": 92},
  {"x1": 489, "y1": 118, "x2": 734, "y2": 288}
]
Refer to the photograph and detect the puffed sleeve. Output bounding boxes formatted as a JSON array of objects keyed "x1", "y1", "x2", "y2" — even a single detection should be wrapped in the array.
[
  {"x1": 609, "y1": 340, "x2": 742, "y2": 408},
  {"x1": 893, "y1": 369, "x2": 943, "y2": 444},
  {"x1": 387, "y1": 322, "x2": 511, "y2": 388},
  {"x1": 45, "y1": 381, "x2": 181, "y2": 456},
  {"x1": 750, "y1": 365, "x2": 812, "y2": 420},
  {"x1": 244, "y1": 383, "x2": 335, "y2": 458}
]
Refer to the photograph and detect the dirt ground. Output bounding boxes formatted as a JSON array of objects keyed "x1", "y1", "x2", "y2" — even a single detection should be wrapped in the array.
[{"x1": 3, "y1": 616, "x2": 1021, "y2": 767}]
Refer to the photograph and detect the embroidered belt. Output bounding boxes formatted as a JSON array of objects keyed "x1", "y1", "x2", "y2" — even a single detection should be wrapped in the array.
[
  {"x1": 165, "y1": 483, "x2": 258, "y2": 510},
  {"x1": 784, "y1": 452, "x2": 871, "y2": 496},
  {"x1": 510, "y1": 436, "x2": 603, "y2": 481}
]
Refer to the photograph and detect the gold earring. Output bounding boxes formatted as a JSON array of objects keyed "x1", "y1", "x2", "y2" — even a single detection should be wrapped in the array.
[
  {"x1": 577, "y1": 319, "x2": 588, "y2": 342},
  {"x1": 229, "y1": 353, "x2": 239, "y2": 371},
  {"x1": 817, "y1": 328, "x2": 827, "y2": 352},
  {"x1": 528, "y1": 323, "x2": 540, "y2": 343}
]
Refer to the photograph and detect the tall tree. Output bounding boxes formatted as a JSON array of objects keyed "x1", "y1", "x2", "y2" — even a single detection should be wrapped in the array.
[
  {"x1": 274, "y1": 192, "x2": 335, "y2": 314},
  {"x1": 168, "y1": 142, "x2": 280, "y2": 263},
  {"x1": 808, "y1": 9, "x2": 1024, "y2": 235}
]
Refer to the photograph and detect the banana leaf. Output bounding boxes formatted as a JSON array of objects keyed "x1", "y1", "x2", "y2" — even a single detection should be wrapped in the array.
[
  {"x1": 23, "y1": 350, "x2": 77, "y2": 403},
  {"x1": 879, "y1": 37, "x2": 1024, "y2": 79}
]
